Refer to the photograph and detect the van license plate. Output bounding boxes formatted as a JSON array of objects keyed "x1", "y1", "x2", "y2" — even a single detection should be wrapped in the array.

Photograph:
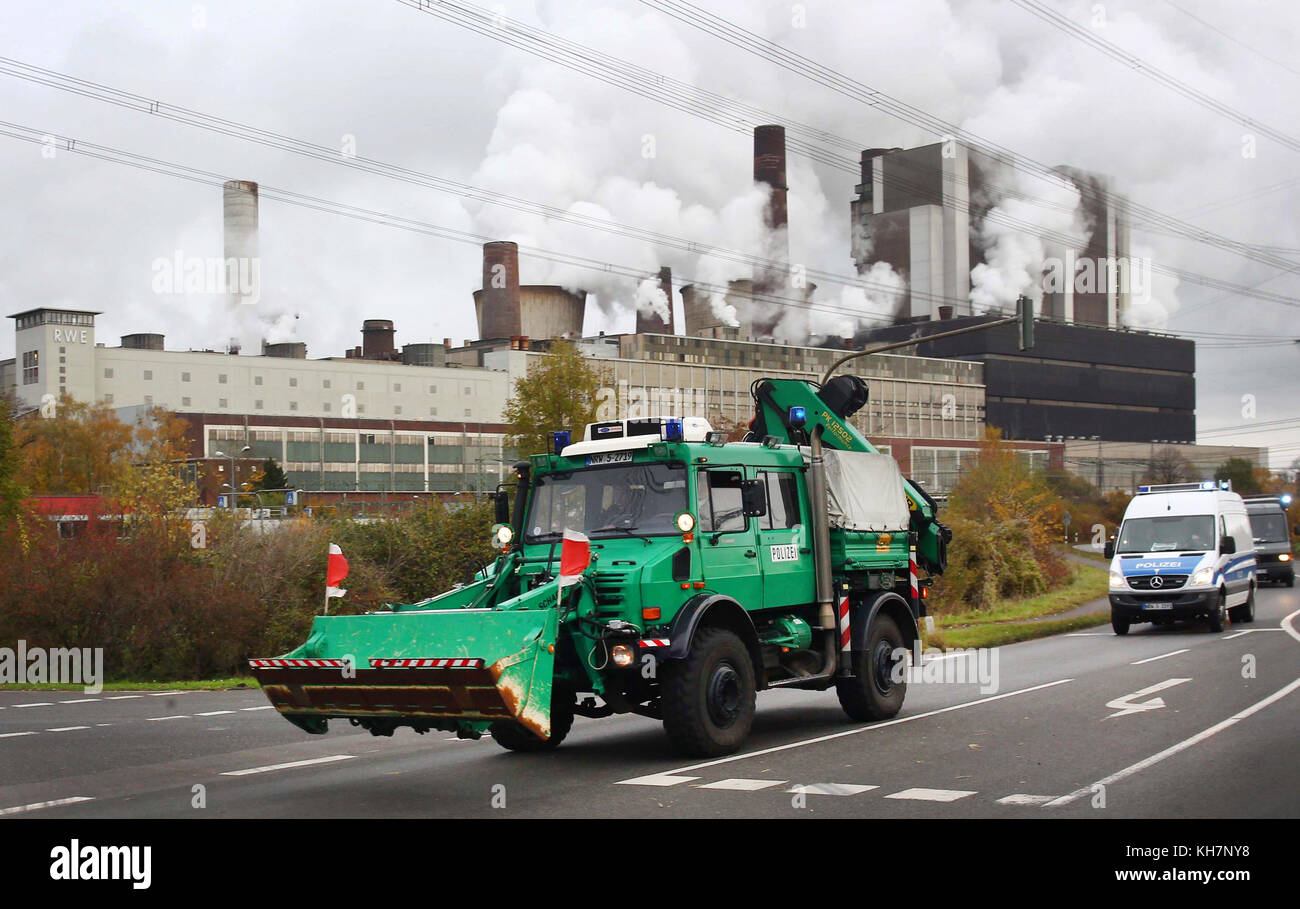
[{"x1": 1142, "y1": 603, "x2": 1173, "y2": 611}]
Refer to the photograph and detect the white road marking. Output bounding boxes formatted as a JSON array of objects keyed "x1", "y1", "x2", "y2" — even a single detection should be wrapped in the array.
[
  {"x1": 0, "y1": 796, "x2": 94, "y2": 816},
  {"x1": 0, "y1": 731, "x2": 36, "y2": 739},
  {"x1": 240, "y1": 706, "x2": 275, "y2": 712},
  {"x1": 106, "y1": 695, "x2": 142, "y2": 700},
  {"x1": 46, "y1": 726, "x2": 90, "y2": 732},
  {"x1": 146, "y1": 715, "x2": 190, "y2": 722},
  {"x1": 95, "y1": 723, "x2": 112, "y2": 727},
  {"x1": 195, "y1": 710, "x2": 235, "y2": 717},
  {"x1": 613, "y1": 678, "x2": 1074, "y2": 785},
  {"x1": 616, "y1": 774, "x2": 701, "y2": 787},
  {"x1": 997, "y1": 794, "x2": 1057, "y2": 806},
  {"x1": 148, "y1": 691, "x2": 185, "y2": 697},
  {"x1": 58, "y1": 698, "x2": 100, "y2": 704},
  {"x1": 1280, "y1": 607, "x2": 1300, "y2": 644},
  {"x1": 698, "y1": 778, "x2": 787, "y2": 791},
  {"x1": 13, "y1": 702, "x2": 53, "y2": 708},
  {"x1": 1104, "y1": 678, "x2": 1192, "y2": 719},
  {"x1": 1064, "y1": 632, "x2": 1108, "y2": 637},
  {"x1": 1131, "y1": 648, "x2": 1189, "y2": 665},
  {"x1": 788, "y1": 783, "x2": 877, "y2": 796},
  {"x1": 1048, "y1": 675, "x2": 1300, "y2": 807},
  {"x1": 1224, "y1": 628, "x2": 1284, "y2": 639},
  {"x1": 885, "y1": 787, "x2": 976, "y2": 802},
  {"x1": 221, "y1": 754, "x2": 355, "y2": 776}
]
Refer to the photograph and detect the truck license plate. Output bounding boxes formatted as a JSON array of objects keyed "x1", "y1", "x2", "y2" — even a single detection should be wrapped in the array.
[
  {"x1": 1142, "y1": 603, "x2": 1173, "y2": 610},
  {"x1": 586, "y1": 451, "x2": 633, "y2": 465}
]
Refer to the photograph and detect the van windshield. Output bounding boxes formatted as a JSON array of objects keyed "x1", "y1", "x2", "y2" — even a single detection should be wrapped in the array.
[
  {"x1": 1116, "y1": 515, "x2": 1215, "y2": 553},
  {"x1": 525, "y1": 462, "x2": 688, "y2": 542},
  {"x1": 1248, "y1": 512, "x2": 1290, "y2": 544}
]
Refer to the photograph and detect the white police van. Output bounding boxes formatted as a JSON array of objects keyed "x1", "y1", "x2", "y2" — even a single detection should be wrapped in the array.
[{"x1": 1106, "y1": 481, "x2": 1256, "y2": 635}]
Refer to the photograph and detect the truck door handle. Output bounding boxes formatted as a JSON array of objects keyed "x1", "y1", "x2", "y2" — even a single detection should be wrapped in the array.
[{"x1": 744, "y1": 550, "x2": 757, "y2": 558}]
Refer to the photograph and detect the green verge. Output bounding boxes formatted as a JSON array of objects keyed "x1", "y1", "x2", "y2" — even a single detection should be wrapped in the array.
[
  {"x1": 926, "y1": 612, "x2": 1110, "y2": 650},
  {"x1": 0, "y1": 678, "x2": 257, "y2": 691}
]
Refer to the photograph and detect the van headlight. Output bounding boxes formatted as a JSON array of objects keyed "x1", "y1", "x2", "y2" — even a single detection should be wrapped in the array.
[
  {"x1": 1109, "y1": 569, "x2": 1127, "y2": 589},
  {"x1": 1190, "y1": 567, "x2": 1214, "y2": 586},
  {"x1": 1280, "y1": 553, "x2": 1291, "y2": 562}
]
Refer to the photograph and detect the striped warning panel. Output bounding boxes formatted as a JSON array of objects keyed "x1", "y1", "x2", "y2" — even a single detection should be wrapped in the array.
[
  {"x1": 248, "y1": 659, "x2": 349, "y2": 669},
  {"x1": 368, "y1": 658, "x2": 484, "y2": 669}
]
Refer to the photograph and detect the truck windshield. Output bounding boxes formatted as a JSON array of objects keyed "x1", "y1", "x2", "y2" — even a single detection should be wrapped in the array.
[
  {"x1": 526, "y1": 462, "x2": 687, "y2": 542},
  {"x1": 1116, "y1": 515, "x2": 1215, "y2": 553},
  {"x1": 1248, "y1": 512, "x2": 1289, "y2": 543}
]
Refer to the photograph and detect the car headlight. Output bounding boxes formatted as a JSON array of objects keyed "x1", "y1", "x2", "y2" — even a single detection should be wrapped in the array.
[
  {"x1": 1279, "y1": 553, "x2": 1292, "y2": 562},
  {"x1": 1109, "y1": 569, "x2": 1127, "y2": 589},
  {"x1": 1191, "y1": 567, "x2": 1214, "y2": 586}
]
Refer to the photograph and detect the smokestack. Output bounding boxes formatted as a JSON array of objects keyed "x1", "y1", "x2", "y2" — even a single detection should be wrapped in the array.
[
  {"x1": 361, "y1": 319, "x2": 396, "y2": 359},
  {"x1": 753, "y1": 126, "x2": 789, "y2": 337},
  {"x1": 637, "y1": 266, "x2": 675, "y2": 335},
  {"x1": 475, "y1": 241, "x2": 521, "y2": 340},
  {"x1": 222, "y1": 180, "x2": 259, "y2": 306}
]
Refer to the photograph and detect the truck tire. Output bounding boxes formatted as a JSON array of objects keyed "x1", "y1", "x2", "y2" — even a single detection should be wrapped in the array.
[
  {"x1": 835, "y1": 614, "x2": 908, "y2": 722},
  {"x1": 1208, "y1": 590, "x2": 1227, "y2": 632},
  {"x1": 1111, "y1": 611, "x2": 1130, "y2": 635},
  {"x1": 1229, "y1": 585, "x2": 1255, "y2": 624},
  {"x1": 661, "y1": 627, "x2": 756, "y2": 757},
  {"x1": 489, "y1": 683, "x2": 575, "y2": 753}
]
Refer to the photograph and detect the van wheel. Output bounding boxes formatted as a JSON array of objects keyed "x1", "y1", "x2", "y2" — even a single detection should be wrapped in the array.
[
  {"x1": 1208, "y1": 591, "x2": 1227, "y2": 632},
  {"x1": 836, "y1": 614, "x2": 908, "y2": 721},
  {"x1": 1111, "y1": 611, "x2": 1130, "y2": 635},
  {"x1": 661, "y1": 627, "x2": 756, "y2": 757},
  {"x1": 489, "y1": 682, "x2": 575, "y2": 752},
  {"x1": 1229, "y1": 586, "x2": 1255, "y2": 624}
]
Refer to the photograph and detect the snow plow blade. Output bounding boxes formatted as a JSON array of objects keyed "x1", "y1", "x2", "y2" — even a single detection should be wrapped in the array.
[{"x1": 249, "y1": 607, "x2": 559, "y2": 739}]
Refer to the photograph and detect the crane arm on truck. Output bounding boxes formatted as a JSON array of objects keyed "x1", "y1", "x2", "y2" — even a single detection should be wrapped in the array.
[{"x1": 745, "y1": 375, "x2": 951, "y2": 575}]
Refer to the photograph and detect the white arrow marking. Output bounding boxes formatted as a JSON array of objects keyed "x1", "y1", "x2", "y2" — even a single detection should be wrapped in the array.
[{"x1": 1105, "y1": 678, "x2": 1192, "y2": 718}]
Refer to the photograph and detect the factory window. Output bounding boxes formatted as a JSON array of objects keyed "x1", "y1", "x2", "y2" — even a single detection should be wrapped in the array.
[
  {"x1": 219, "y1": 374, "x2": 228, "y2": 384},
  {"x1": 393, "y1": 382, "x2": 401, "y2": 392},
  {"x1": 104, "y1": 368, "x2": 113, "y2": 379},
  {"x1": 104, "y1": 393, "x2": 113, "y2": 403},
  {"x1": 254, "y1": 376, "x2": 262, "y2": 386},
  {"x1": 290, "y1": 401, "x2": 298, "y2": 411},
  {"x1": 361, "y1": 434, "x2": 376, "y2": 444},
  {"x1": 357, "y1": 404, "x2": 366, "y2": 414},
  {"x1": 356, "y1": 381, "x2": 365, "y2": 391},
  {"x1": 219, "y1": 398, "x2": 228, "y2": 408},
  {"x1": 59, "y1": 356, "x2": 65, "y2": 364},
  {"x1": 323, "y1": 379, "x2": 331, "y2": 389},
  {"x1": 464, "y1": 386, "x2": 471, "y2": 395},
  {"x1": 21, "y1": 350, "x2": 37, "y2": 384},
  {"x1": 143, "y1": 370, "x2": 152, "y2": 381},
  {"x1": 144, "y1": 395, "x2": 153, "y2": 404},
  {"x1": 429, "y1": 406, "x2": 437, "y2": 416},
  {"x1": 428, "y1": 384, "x2": 436, "y2": 393},
  {"x1": 464, "y1": 408, "x2": 471, "y2": 417},
  {"x1": 255, "y1": 400, "x2": 263, "y2": 410},
  {"x1": 59, "y1": 366, "x2": 66, "y2": 375},
  {"x1": 182, "y1": 372, "x2": 190, "y2": 382},
  {"x1": 323, "y1": 402, "x2": 331, "y2": 412},
  {"x1": 289, "y1": 377, "x2": 298, "y2": 387},
  {"x1": 394, "y1": 405, "x2": 402, "y2": 415},
  {"x1": 59, "y1": 347, "x2": 66, "y2": 354},
  {"x1": 182, "y1": 397, "x2": 191, "y2": 407}
]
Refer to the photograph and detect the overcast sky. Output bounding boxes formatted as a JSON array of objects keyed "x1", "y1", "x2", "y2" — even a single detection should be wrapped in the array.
[{"x1": 1, "y1": 0, "x2": 1297, "y2": 466}]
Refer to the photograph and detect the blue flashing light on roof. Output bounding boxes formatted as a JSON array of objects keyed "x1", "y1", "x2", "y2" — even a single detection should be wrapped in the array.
[
  {"x1": 550, "y1": 430, "x2": 571, "y2": 454},
  {"x1": 1201, "y1": 481, "x2": 1216, "y2": 490},
  {"x1": 1282, "y1": 494, "x2": 1293, "y2": 507},
  {"x1": 788, "y1": 406, "x2": 807, "y2": 429},
  {"x1": 662, "y1": 418, "x2": 684, "y2": 442}
]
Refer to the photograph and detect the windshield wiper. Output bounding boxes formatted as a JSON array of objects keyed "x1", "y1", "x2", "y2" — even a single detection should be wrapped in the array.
[{"x1": 593, "y1": 525, "x2": 653, "y2": 544}]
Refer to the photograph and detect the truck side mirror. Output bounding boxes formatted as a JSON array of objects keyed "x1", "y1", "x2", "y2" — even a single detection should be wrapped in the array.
[
  {"x1": 740, "y1": 479, "x2": 767, "y2": 518},
  {"x1": 1103, "y1": 541, "x2": 1115, "y2": 559},
  {"x1": 1219, "y1": 535, "x2": 1236, "y2": 555},
  {"x1": 493, "y1": 490, "x2": 510, "y2": 525}
]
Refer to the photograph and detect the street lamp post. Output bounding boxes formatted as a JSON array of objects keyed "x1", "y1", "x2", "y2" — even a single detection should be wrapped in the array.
[{"x1": 214, "y1": 445, "x2": 252, "y2": 510}]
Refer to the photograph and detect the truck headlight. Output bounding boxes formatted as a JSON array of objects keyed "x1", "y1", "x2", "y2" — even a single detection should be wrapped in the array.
[
  {"x1": 491, "y1": 523, "x2": 514, "y2": 548},
  {"x1": 675, "y1": 512, "x2": 696, "y2": 533},
  {"x1": 1109, "y1": 569, "x2": 1127, "y2": 589},
  {"x1": 1279, "y1": 553, "x2": 1291, "y2": 562},
  {"x1": 610, "y1": 643, "x2": 636, "y2": 668},
  {"x1": 1191, "y1": 567, "x2": 1214, "y2": 586}
]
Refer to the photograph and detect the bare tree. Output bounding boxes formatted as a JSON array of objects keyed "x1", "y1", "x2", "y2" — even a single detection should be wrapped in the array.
[{"x1": 1143, "y1": 446, "x2": 1194, "y2": 485}]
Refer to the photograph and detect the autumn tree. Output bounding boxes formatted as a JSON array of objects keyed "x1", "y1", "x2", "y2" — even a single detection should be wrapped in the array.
[
  {"x1": 502, "y1": 340, "x2": 608, "y2": 457},
  {"x1": 0, "y1": 393, "x2": 26, "y2": 526},
  {"x1": 15, "y1": 395, "x2": 133, "y2": 494}
]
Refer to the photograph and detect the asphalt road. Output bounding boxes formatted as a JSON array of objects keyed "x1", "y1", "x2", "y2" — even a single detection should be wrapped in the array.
[{"x1": 2, "y1": 586, "x2": 1297, "y2": 819}]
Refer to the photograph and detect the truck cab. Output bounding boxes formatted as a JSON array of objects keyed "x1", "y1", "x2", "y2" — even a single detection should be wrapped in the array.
[{"x1": 1106, "y1": 481, "x2": 1257, "y2": 633}]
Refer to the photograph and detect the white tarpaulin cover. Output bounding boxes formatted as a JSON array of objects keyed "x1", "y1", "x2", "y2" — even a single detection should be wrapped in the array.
[{"x1": 803, "y1": 448, "x2": 910, "y2": 532}]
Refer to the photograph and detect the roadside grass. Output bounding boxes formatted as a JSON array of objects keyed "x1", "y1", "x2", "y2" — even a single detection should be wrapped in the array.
[
  {"x1": 0, "y1": 678, "x2": 257, "y2": 692},
  {"x1": 1064, "y1": 543, "x2": 1109, "y2": 562},
  {"x1": 925, "y1": 562, "x2": 1110, "y2": 651}
]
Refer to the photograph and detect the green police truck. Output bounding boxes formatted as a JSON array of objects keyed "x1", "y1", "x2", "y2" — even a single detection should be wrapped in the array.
[{"x1": 250, "y1": 375, "x2": 951, "y2": 756}]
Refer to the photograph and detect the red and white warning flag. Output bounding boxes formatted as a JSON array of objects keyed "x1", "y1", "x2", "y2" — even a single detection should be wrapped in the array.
[
  {"x1": 326, "y1": 543, "x2": 350, "y2": 598},
  {"x1": 557, "y1": 529, "x2": 591, "y2": 602}
]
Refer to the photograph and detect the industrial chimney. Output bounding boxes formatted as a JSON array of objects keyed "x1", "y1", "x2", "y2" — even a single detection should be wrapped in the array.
[
  {"x1": 475, "y1": 241, "x2": 522, "y2": 340},
  {"x1": 753, "y1": 126, "x2": 790, "y2": 337},
  {"x1": 636, "y1": 266, "x2": 675, "y2": 335},
  {"x1": 222, "y1": 180, "x2": 259, "y2": 306},
  {"x1": 361, "y1": 319, "x2": 396, "y2": 359}
]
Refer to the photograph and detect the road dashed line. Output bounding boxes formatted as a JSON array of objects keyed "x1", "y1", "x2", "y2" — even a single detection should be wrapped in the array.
[
  {"x1": 788, "y1": 783, "x2": 877, "y2": 796},
  {"x1": 1131, "y1": 648, "x2": 1189, "y2": 665},
  {"x1": 45, "y1": 726, "x2": 90, "y2": 733},
  {"x1": 0, "y1": 796, "x2": 94, "y2": 816},
  {"x1": 220, "y1": 754, "x2": 355, "y2": 776},
  {"x1": 697, "y1": 778, "x2": 786, "y2": 791},
  {"x1": 884, "y1": 787, "x2": 977, "y2": 802}
]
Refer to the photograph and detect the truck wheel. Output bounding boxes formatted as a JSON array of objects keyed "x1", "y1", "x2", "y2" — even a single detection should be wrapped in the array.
[
  {"x1": 489, "y1": 683, "x2": 575, "y2": 753},
  {"x1": 1230, "y1": 586, "x2": 1256, "y2": 624},
  {"x1": 1111, "y1": 611, "x2": 1130, "y2": 635},
  {"x1": 661, "y1": 627, "x2": 756, "y2": 757},
  {"x1": 835, "y1": 614, "x2": 908, "y2": 722},
  {"x1": 1208, "y1": 591, "x2": 1227, "y2": 632}
]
